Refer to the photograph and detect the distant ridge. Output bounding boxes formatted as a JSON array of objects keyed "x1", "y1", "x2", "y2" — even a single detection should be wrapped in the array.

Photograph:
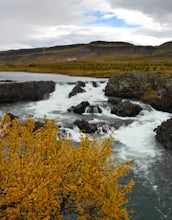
[{"x1": 0, "y1": 41, "x2": 172, "y2": 62}]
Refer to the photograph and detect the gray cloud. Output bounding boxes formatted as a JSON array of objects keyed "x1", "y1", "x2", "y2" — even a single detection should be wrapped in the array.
[
  {"x1": 108, "y1": 0, "x2": 172, "y2": 24},
  {"x1": 0, "y1": 0, "x2": 88, "y2": 25},
  {"x1": 0, "y1": 0, "x2": 172, "y2": 51}
]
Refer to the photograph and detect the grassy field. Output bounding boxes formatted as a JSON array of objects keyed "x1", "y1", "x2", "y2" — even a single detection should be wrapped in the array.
[{"x1": 0, "y1": 60, "x2": 172, "y2": 78}]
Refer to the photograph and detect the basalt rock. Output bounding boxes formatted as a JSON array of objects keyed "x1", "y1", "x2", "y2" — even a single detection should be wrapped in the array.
[
  {"x1": 107, "y1": 97, "x2": 122, "y2": 105},
  {"x1": 73, "y1": 118, "x2": 133, "y2": 134},
  {"x1": 0, "y1": 81, "x2": 56, "y2": 104},
  {"x1": 105, "y1": 72, "x2": 172, "y2": 113},
  {"x1": 111, "y1": 101, "x2": 143, "y2": 117},
  {"x1": 74, "y1": 119, "x2": 97, "y2": 133},
  {"x1": 67, "y1": 101, "x2": 90, "y2": 114},
  {"x1": 92, "y1": 81, "x2": 98, "y2": 87},
  {"x1": 154, "y1": 118, "x2": 172, "y2": 151},
  {"x1": 105, "y1": 72, "x2": 148, "y2": 99},
  {"x1": 68, "y1": 81, "x2": 86, "y2": 98}
]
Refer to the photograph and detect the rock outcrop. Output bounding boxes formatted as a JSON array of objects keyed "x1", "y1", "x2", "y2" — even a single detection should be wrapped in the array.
[
  {"x1": 0, "y1": 81, "x2": 56, "y2": 103},
  {"x1": 111, "y1": 101, "x2": 142, "y2": 117},
  {"x1": 154, "y1": 118, "x2": 172, "y2": 151},
  {"x1": 105, "y1": 72, "x2": 172, "y2": 113}
]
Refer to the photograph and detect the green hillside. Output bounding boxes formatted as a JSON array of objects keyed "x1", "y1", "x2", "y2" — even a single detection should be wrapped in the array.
[{"x1": 0, "y1": 41, "x2": 172, "y2": 77}]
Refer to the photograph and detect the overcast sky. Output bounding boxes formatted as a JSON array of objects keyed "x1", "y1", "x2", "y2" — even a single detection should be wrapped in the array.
[{"x1": 0, "y1": 0, "x2": 172, "y2": 51}]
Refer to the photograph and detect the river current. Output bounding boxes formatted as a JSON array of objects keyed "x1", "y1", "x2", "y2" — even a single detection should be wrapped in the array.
[{"x1": 0, "y1": 72, "x2": 172, "y2": 219}]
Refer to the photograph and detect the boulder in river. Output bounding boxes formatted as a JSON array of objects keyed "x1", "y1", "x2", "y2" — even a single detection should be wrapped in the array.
[
  {"x1": 111, "y1": 101, "x2": 143, "y2": 117},
  {"x1": 0, "y1": 81, "x2": 56, "y2": 104},
  {"x1": 67, "y1": 101, "x2": 90, "y2": 114},
  {"x1": 74, "y1": 119, "x2": 97, "y2": 133},
  {"x1": 154, "y1": 118, "x2": 172, "y2": 151},
  {"x1": 68, "y1": 81, "x2": 86, "y2": 98}
]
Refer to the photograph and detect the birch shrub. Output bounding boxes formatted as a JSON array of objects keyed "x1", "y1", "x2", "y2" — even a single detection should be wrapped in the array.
[{"x1": 0, "y1": 114, "x2": 134, "y2": 220}]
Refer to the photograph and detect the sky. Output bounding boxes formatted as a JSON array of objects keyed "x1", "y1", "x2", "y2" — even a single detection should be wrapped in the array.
[{"x1": 0, "y1": 0, "x2": 172, "y2": 51}]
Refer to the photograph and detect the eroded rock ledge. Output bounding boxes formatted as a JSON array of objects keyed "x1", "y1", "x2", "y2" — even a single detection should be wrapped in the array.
[
  {"x1": 154, "y1": 118, "x2": 172, "y2": 151},
  {"x1": 0, "y1": 81, "x2": 56, "y2": 103},
  {"x1": 105, "y1": 72, "x2": 172, "y2": 113}
]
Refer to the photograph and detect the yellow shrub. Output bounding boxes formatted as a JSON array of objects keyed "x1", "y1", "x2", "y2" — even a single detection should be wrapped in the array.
[{"x1": 0, "y1": 114, "x2": 134, "y2": 220}]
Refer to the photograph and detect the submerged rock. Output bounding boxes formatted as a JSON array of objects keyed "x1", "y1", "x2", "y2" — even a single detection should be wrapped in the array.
[
  {"x1": 111, "y1": 101, "x2": 143, "y2": 117},
  {"x1": 154, "y1": 118, "x2": 172, "y2": 151},
  {"x1": 0, "y1": 81, "x2": 56, "y2": 104}
]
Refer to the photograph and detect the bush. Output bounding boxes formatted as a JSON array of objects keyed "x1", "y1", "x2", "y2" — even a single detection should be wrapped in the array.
[{"x1": 0, "y1": 114, "x2": 134, "y2": 220}]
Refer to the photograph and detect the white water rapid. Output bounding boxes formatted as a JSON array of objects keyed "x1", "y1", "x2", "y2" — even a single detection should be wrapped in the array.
[{"x1": 0, "y1": 72, "x2": 172, "y2": 219}]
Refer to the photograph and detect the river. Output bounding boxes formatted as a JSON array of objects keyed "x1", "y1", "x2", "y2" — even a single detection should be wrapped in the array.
[{"x1": 0, "y1": 71, "x2": 172, "y2": 219}]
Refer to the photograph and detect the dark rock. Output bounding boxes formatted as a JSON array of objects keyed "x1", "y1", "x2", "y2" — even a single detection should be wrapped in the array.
[
  {"x1": 0, "y1": 80, "x2": 15, "y2": 83},
  {"x1": 0, "y1": 81, "x2": 56, "y2": 104},
  {"x1": 92, "y1": 81, "x2": 98, "y2": 87},
  {"x1": 77, "y1": 81, "x2": 86, "y2": 87},
  {"x1": 107, "y1": 97, "x2": 122, "y2": 105},
  {"x1": 105, "y1": 72, "x2": 172, "y2": 113},
  {"x1": 67, "y1": 101, "x2": 90, "y2": 114},
  {"x1": 73, "y1": 118, "x2": 134, "y2": 134},
  {"x1": 111, "y1": 101, "x2": 143, "y2": 117},
  {"x1": 33, "y1": 121, "x2": 45, "y2": 132},
  {"x1": 74, "y1": 119, "x2": 97, "y2": 133},
  {"x1": 105, "y1": 72, "x2": 147, "y2": 98},
  {"x1": 85, "y1": 105, "x2": 102, "y2": 114},
  {"x1": 69, "y1": 81, "x2": 86, "y2": 98},
  {"x1": 154, "y1": 118, "x2": 172, "y2": 151},
  {"x1": 67, "y1": 106, "x2": 75, "y2": 113},
  {"x1": 7, "y1": 113, "x2": 18, "y2": 121}
]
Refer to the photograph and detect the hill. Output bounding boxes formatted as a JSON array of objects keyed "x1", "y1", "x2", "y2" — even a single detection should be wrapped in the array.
[
  {"x1": 0, "y1": 41, "x2": 172, "y2": 63},
  {"x1": 0, "y1": 41, "x2": 172, "y2": 77}
]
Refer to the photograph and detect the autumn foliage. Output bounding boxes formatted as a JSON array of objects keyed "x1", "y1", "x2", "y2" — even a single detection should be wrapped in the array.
[{"x1": 0, "y1": 114, "x2": 134, "y2": 219}]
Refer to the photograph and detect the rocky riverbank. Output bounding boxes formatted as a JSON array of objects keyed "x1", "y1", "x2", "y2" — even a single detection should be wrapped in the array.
[
  {"x1": 0, "y1": 80, "x2": 56, "y2": 103},
  {"x1": 105, "y1": 72, "x2": 172, "y2": 113},
  {"x1": 105, "y1": 72, "x2": 172, "y2": 150}
]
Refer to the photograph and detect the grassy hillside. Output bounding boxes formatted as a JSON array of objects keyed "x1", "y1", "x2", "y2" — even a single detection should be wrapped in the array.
[{"x1": 0, "y1": 41, "x2": 172, "y2": 77}]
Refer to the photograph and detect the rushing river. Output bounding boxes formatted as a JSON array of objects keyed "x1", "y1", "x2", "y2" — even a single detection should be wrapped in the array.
[{"x1": 0, "y1": 72, "x2": 172, "y2": 219}]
